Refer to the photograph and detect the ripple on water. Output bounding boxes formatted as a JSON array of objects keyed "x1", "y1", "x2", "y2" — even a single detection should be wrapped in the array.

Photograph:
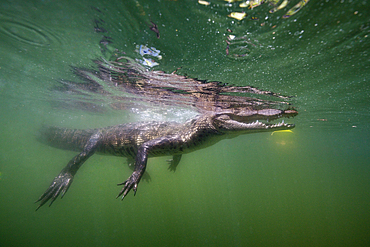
[{"x1": 0, "y1": 12, "x2": 61, "y2": 47}]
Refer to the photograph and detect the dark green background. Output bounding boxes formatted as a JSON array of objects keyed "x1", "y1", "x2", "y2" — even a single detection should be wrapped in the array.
[{"x1": 0, "y1": 0, "x2": 369, "y2": 246}]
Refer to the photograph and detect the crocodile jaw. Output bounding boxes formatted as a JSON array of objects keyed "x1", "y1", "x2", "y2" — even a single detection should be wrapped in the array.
[
  {"x1": 214, "y1": 112, "x2": 295, "y2": 132},
  {"x1": 245, "y1": 120, "x2": 295, "y2": 130}
]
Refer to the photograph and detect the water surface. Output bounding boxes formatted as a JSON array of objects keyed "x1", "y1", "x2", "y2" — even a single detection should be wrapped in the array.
[{"x1": 0, "y1": 0, "x2": 369, "y2": 246}]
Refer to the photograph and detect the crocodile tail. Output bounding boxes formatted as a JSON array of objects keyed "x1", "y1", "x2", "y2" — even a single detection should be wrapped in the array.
[{"x1": 38, "y1": 125, "x2": 97, "y2": 152}]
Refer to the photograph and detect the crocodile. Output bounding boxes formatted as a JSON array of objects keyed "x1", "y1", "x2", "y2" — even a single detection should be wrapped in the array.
[{"x1": 36, "y1": 57, "x2": 298, "y2": 210}]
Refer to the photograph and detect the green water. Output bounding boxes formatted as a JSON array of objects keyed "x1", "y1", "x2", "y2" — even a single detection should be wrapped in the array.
[{"x1": 1, "y1": 0, "x2": 369, "y2": 246}]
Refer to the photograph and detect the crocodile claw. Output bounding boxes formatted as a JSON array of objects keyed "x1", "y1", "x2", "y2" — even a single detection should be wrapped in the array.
[
  {"x1": 35, "y1": 170, "x2": 74, "y2": 210},
  {"x1": 116, "y1": 171, "x2": 141, "y2": 200},
  {"x1": 167, "y1": 159, "x2": 177, "y2": 172}
]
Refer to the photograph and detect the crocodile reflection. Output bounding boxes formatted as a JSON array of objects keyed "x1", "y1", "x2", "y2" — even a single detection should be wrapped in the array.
[{"x1": 36, "y1": 57, "x2": 298, "y2": 210}]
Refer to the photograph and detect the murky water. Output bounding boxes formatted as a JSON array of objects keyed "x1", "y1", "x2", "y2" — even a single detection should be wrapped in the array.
[{"x1": 1, "y1": 0, "x2": 369, "y2": 246}]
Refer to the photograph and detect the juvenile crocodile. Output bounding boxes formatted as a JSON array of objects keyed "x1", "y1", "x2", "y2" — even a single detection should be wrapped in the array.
[
  {"x1": 36, "y1": 57, "x2": 298, "y2": 210},
  {"x1": 36, "y1": 108, "x2": 297, "y2": 210}
]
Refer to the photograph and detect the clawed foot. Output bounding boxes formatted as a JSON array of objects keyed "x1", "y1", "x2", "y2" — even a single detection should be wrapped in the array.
[
  {"x1": 167, "y1": 159, "x2": 177, "y2": 172},
  {"x1": 167, "y1": 154, "x2": 181, "y2": 172},
  {"x1": 116, "y1": 171, "x2": 142, "y2": 200},
  {"x1": 35, "y1": 170, "x2": 74, "y2": 210}
]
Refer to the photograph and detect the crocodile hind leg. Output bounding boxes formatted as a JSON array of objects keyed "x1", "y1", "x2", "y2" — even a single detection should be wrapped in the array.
[{"x1": 35, "y1": 131, "x2": 102, "y2": 210}]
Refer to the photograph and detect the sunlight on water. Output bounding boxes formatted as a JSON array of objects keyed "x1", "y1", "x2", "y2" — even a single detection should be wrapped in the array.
[{"x1": 0, "y1": 0, "x2": 369, "y2": 246}]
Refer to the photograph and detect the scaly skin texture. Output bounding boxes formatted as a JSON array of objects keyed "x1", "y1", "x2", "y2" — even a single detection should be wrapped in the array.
[
  {"x1": 36, "y1": 56, "x2": 298, "y2": 210},
  {"x1": 36, "y1": 109, "x2": 297, "y2": 210}
]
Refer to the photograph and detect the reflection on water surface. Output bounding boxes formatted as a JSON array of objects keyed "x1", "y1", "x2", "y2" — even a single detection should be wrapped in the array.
[{"x1": 0, "y1": 0, "x2": 369, "y2": 246}]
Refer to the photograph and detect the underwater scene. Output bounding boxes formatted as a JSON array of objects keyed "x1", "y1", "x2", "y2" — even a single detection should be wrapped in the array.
[{"x1": 0, "y1": 0, "x2": 369, "y2": 246}]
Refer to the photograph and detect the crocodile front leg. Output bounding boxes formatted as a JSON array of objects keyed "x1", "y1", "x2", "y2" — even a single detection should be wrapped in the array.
[
  {"x1": 116, "y1": 144, "x2": 149, "y2": 199},
  {"x1": 35, "y1": 131, "x2": 102, "y2": 210},
  {"x1": 117, "y1": 136, "x2": 181, "y2": 199},
  {"x1": 167, "y1": 154, "x2": 182, "y2": 172}
]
